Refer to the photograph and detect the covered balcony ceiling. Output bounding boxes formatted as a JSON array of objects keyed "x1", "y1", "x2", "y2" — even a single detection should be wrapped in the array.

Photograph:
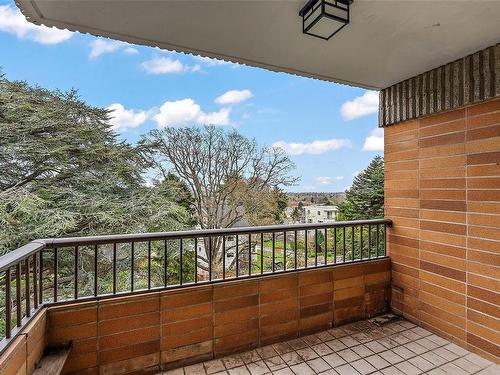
[{"x1": 17, "y1": 0, "x2": 500, "y2": 89}]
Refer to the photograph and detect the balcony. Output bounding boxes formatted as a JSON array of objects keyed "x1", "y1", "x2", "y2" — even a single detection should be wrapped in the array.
[
  {"x1": 166, "y1": 316, "x2": 498, "y2": 375},
  {"x1": 3, "y1": 1, "x2": 500, "y2": 374},
  {"x1": 0, "y1": 219, "x2": 396, "y2": 374}
]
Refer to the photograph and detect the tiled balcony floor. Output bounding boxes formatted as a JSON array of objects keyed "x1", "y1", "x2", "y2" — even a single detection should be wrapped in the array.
[{"x1": 161, "y1": 315, "x2": 499, "y2": 375}]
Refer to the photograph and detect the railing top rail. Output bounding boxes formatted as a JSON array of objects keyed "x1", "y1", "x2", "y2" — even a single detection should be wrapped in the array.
[
  {"x1": 43, "y1": 218, "x2": 392, "y2": 247},
  {"x1": 0, "y1": 241, "x2": 45, "y2": 272},
  {"x1": 0, "y1": 218, "x2": 392, "y2": 271}
]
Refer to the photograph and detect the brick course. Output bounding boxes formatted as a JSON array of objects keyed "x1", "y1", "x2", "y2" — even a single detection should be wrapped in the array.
[
  {"x1": 385, "y1": 97, "x2": 500, "y2": 363},
  {"x1": 33, "y1": 259, "x2": 390, "y2": 374}
]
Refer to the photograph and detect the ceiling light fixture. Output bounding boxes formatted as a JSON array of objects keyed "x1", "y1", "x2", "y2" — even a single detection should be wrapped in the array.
[{"x1": 299, "y1": 0, "x2": 351, "y2": 40}]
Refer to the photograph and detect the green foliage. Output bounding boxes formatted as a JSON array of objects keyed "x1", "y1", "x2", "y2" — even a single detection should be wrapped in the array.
[
  {"x1": 337, "y1": 155, "x2": 384, "y2": 220},
  {"x1": 0, "y1": 76, "x2": 193, "y2": 254}
]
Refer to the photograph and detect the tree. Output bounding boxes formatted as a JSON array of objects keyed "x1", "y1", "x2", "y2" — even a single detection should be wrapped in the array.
[
  {"x1": 291, "y1": 201, "x2": 304, "y2": 223},
  {"x1": 0, "y1": 76, "x2": 192, "y2": 254},
  {"x1": 337, "y1": 155, "x2": 384, "y2": 220},
  {"x1": 140, "y1": 126, "x2": 298, "y2": 273}
]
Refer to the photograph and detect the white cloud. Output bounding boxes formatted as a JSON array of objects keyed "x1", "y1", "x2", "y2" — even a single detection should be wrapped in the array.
[
  {"x1": 362, "y1": 128, "x2": 384, "y2": 151},
  {"x1": 341, "y1": 90, "x2": 379, "y2": 120},
  {"x1": 107, "y1": 103, "x2": 148, "y2": 131},
  {"x1": 215, "y1": 90, "x2": 253, "y2": 105},
  {"x1": 89, "y1": 39, "x2": 140, "y2": 59},
  {"x1": 272, "y1": 139, "x2": 351, "y2": 156},
  {"x1": 316, "y1": 176, "x2": 344, "y2": 185},
  {"x1": 352, "y1": 171, "x2": 361, "y2": 177},
  {"x1": 0, "y1": 5, "x2": 72, "y2": 44},
  {"x1": 141, "y1": 57, "x2": 199, "y2": 74},
  {"x1": 124, "y1": 47, "x2": 139, "y2": 55},
  {"x1": 89, "y1": 39, "x2": 122, "y2": 59},
  {"x1": 153, "y1": 99, "x2": 231, "y2": 127},
  {"x1": 195, "y1": 56, "x2": 235, "y2": 67}
]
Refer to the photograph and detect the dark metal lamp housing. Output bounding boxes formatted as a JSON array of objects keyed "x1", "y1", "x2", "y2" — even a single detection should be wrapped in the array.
[{"x1": 299, "y1": 0, "x2": 350, "y2": 40}]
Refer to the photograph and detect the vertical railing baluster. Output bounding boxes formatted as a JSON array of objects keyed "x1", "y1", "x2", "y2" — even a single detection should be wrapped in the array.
[
  {"x1": 376, "y1": 225, "x2": 380, "y2": 257},
  {"x1": 248, "y1": 234, "x2": 252, "y2": 276},
  {"x1": 333, "y1": 227, "x2": 337, "y2": 264},
  {"x1": 16, "y1": 263, "x2": 21, "y2": 327},
  {"x1": 368, "y1": 225, "x2": 372, "y2": 259},
  {"x1": 179, "y1": 239, "x2": 183, "y2": 285},
  {"x1": 94, "y1": 245, "x2": 98, "y2": 297},
  {"x1": 272, "y1": 232, "x2": 275, "y2": 272},
  {"x1": 33, "y1": 254, "x2": 38, "y2": 310},
  {"x1": 360, "y1": 225, "x2": 363, "y2": 260},
  {"x1": 236, "y1": 235, "x2": 239, "y2": 277},
  {"x1": 131, "y1": 242, "x2": 135, "y2": 292},
  {"x1": 25, "y1": 258, "x2": 30, "y2": 318},
  {"x1": 75, "y1": 246, "x2": 79, "y2": 300},
  {"x1": 324, "y1": 228, "x2": 328, "y2": 265},
  {"x1": 314, "y1": 229, "x2": 318, "y2": 266},
  {"x1": 164, "y1": 240, "x2": 168, "y2": 287},
  {"x1": 195, "y1": 237, "x2": 198, "y2": 283},
  {"x1": 305, "y1": 230, "x2": 308, "y2": 268},
  {"x1": 384, "y1": 224, "x2": 387, "y2": 256},
  {"x1": 260, "y1": 233, "x2": 264, "y2": 274},
  {"x1": 342, "y1": 227, "x2": 346, "y2": 263},
  {"x1": 283, "y1": 231, "x2": 286, "y2": 271},
  {"x1": 148, "y1": 241, "x2": 152, "y2": 289},
  {"x1": 53, "y1": 248, "x2": 58, "y2": 303},
  {"x1": 351, "y1": 226, "x2": 355, "y2": 262},
  {"x1": 294, "y1": 230, "x2": 298, "y2": 270},
  {"x1": 5, "y1": 268, "x2": 11, "y2": 339},
  {"x1": 208, "y1": 236, "x2": 212, "y2": 282},
  {"x1": 112, "y1": 243, "x2": 117, "y2": 294},
  {"x1": 39, "y1": 251, "x2": 43, "y2": 305},
  {"x1": 222, "y1": 236, "x2": 226, "y2": 280}
]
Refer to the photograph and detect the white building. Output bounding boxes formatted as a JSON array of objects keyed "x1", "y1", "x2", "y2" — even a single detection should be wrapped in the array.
[{"x1": 305, "y1": 205, "x2": 338, "y2": 224}]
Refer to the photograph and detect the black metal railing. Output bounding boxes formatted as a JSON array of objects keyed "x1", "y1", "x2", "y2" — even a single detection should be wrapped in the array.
[{"x1": 0, "y1": 218, "x2": 391, "y2": 352}]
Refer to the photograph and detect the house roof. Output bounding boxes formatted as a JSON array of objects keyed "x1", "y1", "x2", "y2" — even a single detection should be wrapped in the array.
[{"x1": 16, "y1": 0, "x2": 500, "y2": 89}]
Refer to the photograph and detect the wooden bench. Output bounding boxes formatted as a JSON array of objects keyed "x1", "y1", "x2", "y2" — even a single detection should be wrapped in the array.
[{"x1": 32, "y1": 343, "x2": 71, "y2": 375}]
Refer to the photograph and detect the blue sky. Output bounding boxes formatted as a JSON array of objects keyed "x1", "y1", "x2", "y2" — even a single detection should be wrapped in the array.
[{"x1": 0, "y1": 2, "x2": 383, "y2": 193}]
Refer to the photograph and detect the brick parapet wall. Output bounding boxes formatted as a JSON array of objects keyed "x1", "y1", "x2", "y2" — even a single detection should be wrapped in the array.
[
  {"x1": 32, "y1": 259, "x2": 390, "y2": 375},
  {"x1": 385, "y1": 97, "x2": 500, "y2": 363}
]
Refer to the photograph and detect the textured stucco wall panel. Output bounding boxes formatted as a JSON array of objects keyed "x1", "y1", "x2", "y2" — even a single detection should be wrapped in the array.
[{"x1": 380, "y1": 44, "x2": 499, "y2": 127}]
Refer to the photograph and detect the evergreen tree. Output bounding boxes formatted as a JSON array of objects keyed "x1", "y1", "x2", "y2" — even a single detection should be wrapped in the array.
[
  {"x1": 0, "y1": 75, "x2": 192, "y2": 254},
  {"x1": 337, "y1": 155, "x2": 384, "y2": 220}
]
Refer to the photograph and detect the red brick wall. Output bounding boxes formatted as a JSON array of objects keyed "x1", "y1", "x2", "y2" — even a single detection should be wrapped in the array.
[
  {"x1": 385, "y1": 97, "x2": 500, "y2": 362},
  {"x1": 42, "y1": 259, "x2": 390, "y2": 374}
]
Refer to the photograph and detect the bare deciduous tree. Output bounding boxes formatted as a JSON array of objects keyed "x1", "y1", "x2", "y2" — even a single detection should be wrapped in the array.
[{"x1": 140, "y1": 126, "x2": 298, "y2": 274}]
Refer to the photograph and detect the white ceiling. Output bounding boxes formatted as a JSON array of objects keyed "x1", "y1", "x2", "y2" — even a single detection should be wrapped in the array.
[{"x1": 17, "y1": 0, "x2": 500, "y2": 89}]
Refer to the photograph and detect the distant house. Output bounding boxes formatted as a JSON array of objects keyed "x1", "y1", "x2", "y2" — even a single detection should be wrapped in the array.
[{"x1": 305, "y1": 205, "x2": 338, "y2": 224}]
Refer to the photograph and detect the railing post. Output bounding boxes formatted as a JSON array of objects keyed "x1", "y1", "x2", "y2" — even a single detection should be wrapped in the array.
[
  {"x1": 75, "y1": 246, "x2": 79, "y2": 300},
  {"x1": 248, "y1": 234, "x2": 252, "y2": 276},
  {"x1": 94, "y1": 245, "x2": 98, "y2": 297},
  {"x1": 33, "y1": 254, "x2": 38, "y2": 310},
  {"x1": 16, "y1": 263, "x2": 21, "y2": 327},
  {"x1": 222, "y1": 236, "x2": 226, "y2": 280},
  {"x1": 208, "y1": 236, "x2": 212, "y2": 282},
  {"x1": 271, "y1": 232, "x2": 275, "y2": 272},
  {"x1": 5, "y1": 268, "x2": 11, "y2": 339},
  {"x1": 194, "y1": 237, "x2": 198, "y2": 283},
  {"x1": 179, "y1": 239, "x2": 183, "y2": 285},
  {"x1": 39, "y1": 250, "x2": 43, "y2": 305},
  {"x1": 25, "y1": 258, "x2": 30, "y2": 318},
  {"x1": 112, "y1": 243, "x2": 117, "y2": 294},
  {"x1": 283, "y1": 231, "x2": 286, "y2": 271},
  {"x1": 53, "y1": 248, "x2": 58, "y2": 303},
  {"x1": 131, "y1": 242, "x2": 135, "y2": 292},
  {"x1": 148, "y1": 241, "x2": 152, "y2": 289}
]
